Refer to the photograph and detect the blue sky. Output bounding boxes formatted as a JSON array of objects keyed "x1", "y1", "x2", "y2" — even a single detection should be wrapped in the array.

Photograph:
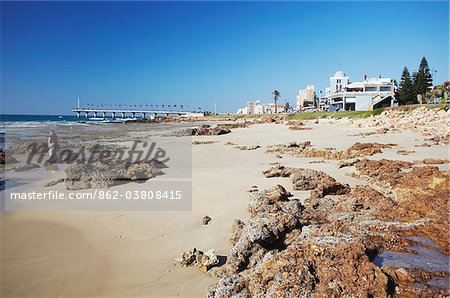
[{"x1": 1, "y1": 1, "x2": 448, "y2": 114}]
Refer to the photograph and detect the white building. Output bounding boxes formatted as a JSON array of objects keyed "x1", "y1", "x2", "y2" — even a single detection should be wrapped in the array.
[
  {"x1": 236, "y1": 100, "x2": 285, "y2": 114},
  {"x1": 327, "y1": 71, "x2": 397, "y2": 111},
  {"x1": 296, "y1": 85, "x2": 315, "y2": 110}
]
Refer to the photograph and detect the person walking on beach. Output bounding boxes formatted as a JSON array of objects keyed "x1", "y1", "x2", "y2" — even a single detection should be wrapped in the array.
[{"x1": 47, "y1": 130, "x2": 58, "y2": 163}]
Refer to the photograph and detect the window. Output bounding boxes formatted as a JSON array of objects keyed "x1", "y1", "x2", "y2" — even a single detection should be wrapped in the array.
[
  {"x1": 337, "y1": 79, "x2": 341, "y2": 83},
  {"x1": 365, "y1": 87, "x2": 377, "y2": 92},
  {"x1": 380, "y1": 86, "x2": 391, "y2": 92}
]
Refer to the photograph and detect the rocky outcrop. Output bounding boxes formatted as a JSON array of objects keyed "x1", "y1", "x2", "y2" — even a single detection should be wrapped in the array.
[
  {"x1": 206, "y1": 184, "x2": 392, "y2": 297},
  {"x1": 355, "y1": 158, "x2": 449, "y2": 254},
  {"x1": 193, "y1": 125, "x2": 231, "y2": 136},
  {"x1": 263, "y1": 165, "x2": 350, "y2": 199},
  {"x1": 266, "y1": 141, "x2": 396, "y2": 160},
  {"x1": 64, "y1": 161, "x2": 163, "y2": 190},
  {"x1": 351, "y1": 106, "x2": 450, "y2": 143},
  {"x1": 208, "y1": 160, "x2": 450, "y2": 297}
]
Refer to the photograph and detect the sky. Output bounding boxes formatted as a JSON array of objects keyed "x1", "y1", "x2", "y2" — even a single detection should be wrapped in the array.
[{"x1": 1, "y1": 1, "x2": 449, "y2": 115}]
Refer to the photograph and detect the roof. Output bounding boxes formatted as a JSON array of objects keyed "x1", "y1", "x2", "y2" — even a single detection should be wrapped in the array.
[{"x1": 334, "y1": 70, "x2": 346, "y2": 78}]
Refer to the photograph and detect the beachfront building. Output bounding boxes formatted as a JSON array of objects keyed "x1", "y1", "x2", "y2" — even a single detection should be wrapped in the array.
[
  {"x1": 327, "y1": 70, "x2": 397, "y2": 111},
  {"x1": 296, "y1": 85, "x2": 315, "y2": 110},
  {"x1": 236, "y1": 101, "x2": 285, "y2": 114}
]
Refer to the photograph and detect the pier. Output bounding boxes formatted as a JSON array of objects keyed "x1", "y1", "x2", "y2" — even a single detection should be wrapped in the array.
[{"x1": 72, "y1": 107, "x2": 195, "y2": 120}]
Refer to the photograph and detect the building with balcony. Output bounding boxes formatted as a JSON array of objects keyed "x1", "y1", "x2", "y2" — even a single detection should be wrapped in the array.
[
  {"x1": 327, "y1": 70, "x2": 397, "y2": 111},
  {"x1": 296, "y1": 85, "x2": 315, "y2": 110}
]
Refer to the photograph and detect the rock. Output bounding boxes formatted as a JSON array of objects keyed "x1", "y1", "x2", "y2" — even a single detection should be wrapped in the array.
[
  {"x1": 65, "y1": 161, "x2": 163, "y2": 190},
  {"x1": 208, "y1": 157, "x2": 450, "y2": 296},
  {"x1": 347, "y1": 142, "x2": 397, "y2": 156},
  {"x1": 44, "y1": 178, "x2": 65, "y2": 187},
  {"x1": 230, "y1": 219, "x2": 245, "y2": 245},
  {"x1": 235, "y1": 145, "x2": 260, "y2": 151},
  {"x1": 337, "y1": 158, "x2": 360, "y2": 168},
  {"x1": 193, "y1": 125, "x2": 231, "y2": 136},
  {"x1": 14, "y1": 163, "x2": 40, "y2": 172},
  {"x1": 163, "y1": 128, "x2": 193, "y2": 137},
  {"x1": 201, "y1": 249, "x2": 220, "y2": 272},
  {"x1": 422, "y1": 158, "x2": 449, "y2": 164},
  {"x1": 202, "y1": 216, "x2": 212, "y2": 225},
  {"x1": 351, "y1": 107, "x2": 449, "y2": 143},
  {"x1": 192, "y1": 141, "x2": 216, "y2": 145},
  {"x1": 248, "y1": 185, "x2": 258, "y2": 192},
  {"x1": 382, "y1": 266, "x2": 414, "y2": 285},
  {"x1": 267, "y1": 141, "x2": 394, "y2": 160},
  {"x1": 262, "y1": 164, "x2": 289, "y2": 178},
  {"x1": 178, "y1": 248, "x2": 202, "y2": 267},
  {"x1": 263, "y1": 166, "x2": 350, "y2": 199},
  {"x1": 396, "y1": 150, "x2": 415, "y2": 155},
  {"x1": 207, "y1": 186, "x2": 391, "y2": 297},
  {"x1": 206, "y1": 275, "x2": 250, "y2": 298},
  {"x1": 177, "y1": 248, "x2": 219, "y2": 272}
]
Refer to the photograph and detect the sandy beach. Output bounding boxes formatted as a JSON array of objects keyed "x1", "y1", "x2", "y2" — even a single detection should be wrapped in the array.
[{"x1": 1, "y1": 109, "x2": 449, "y2": 297}]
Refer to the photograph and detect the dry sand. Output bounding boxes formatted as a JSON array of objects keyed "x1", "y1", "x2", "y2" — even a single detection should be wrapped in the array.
[{"x1": 1, "y1": 120, "x2": 449, "y2": 297}]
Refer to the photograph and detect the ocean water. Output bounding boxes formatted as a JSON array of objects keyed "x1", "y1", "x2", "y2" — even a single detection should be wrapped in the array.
[
  {"x1": 0, "y1": 114, "x2": 78, "y2": 123},
  {"x1": 0, "y1": 115, "x2": 81, "y2": 147}
]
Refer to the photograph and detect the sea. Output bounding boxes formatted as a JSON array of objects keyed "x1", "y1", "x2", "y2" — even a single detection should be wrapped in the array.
[
  {"x1": 0, "y1": 114, "x2": 138, "y2": 148},
  {"x1": 0, "y1": 115, "x2": 82, "y2": 146}
]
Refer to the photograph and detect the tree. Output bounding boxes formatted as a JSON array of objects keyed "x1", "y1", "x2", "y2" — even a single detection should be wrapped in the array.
[
  {"x1": 413, "y1": 57, "x2": 433, "y2": 100},
  {"x1": 398, "y1": 67, "x2": 416, "y2": 105},
  {"x1": 285, "y1": 101, "x2": 291, "y2": 113},
  {"x1": 272, "y1": 90, "x2": 280, "y2": 113}
]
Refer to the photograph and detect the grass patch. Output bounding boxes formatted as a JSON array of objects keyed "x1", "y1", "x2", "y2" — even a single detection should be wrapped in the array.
[{"x1": 286, "y1": 108, "x2": 385, "y2": 120}]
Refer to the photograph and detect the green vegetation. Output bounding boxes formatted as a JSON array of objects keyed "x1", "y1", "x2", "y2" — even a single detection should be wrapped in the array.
[
  {"x1": 286, "y1": 108, "x2": 385, "y2": 120},
  {"x1": 399, "y1": 67, "x2": 416, "y2": 105},
  {"x1": 272, "y1": 90, "x2": 281, "y2": 113},
  {"x1": 399, "y1": 56, "x2": 434, "y2": 104}
]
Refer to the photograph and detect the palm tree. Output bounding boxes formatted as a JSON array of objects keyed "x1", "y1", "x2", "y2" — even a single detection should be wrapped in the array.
[{"x1": 272, "y1": 90, "x2": 280, "y2": 113}]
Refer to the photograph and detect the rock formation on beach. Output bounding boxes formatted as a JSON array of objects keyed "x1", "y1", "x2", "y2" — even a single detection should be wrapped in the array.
[
  {"x1": 351, "y1": 107, "x2": 450, "y2": 144},
  {"x1": 64, "y1": 160, "x2": 164, "y2": 190},
  {"x1": 263, "y1": 165, "x2": 351, "y2": 199},
  {"x1": 207, "y1": 158, "x2": 450, "y2": 297},
  {"x1": 266, "y1": 141, "x2": 396, "y2": 160}
]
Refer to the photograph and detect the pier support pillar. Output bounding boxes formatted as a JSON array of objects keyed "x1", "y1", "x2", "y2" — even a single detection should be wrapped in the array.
[
  {"x1": 112, "y1": 112, "x2": 116, "y2": 119},
  {"x1": 121, "y1": 112, "x2": 125, "y2": 118},
  {"x1": 85, "y1": 112, "x2": 89, "y2": 118},
  {"x1": 94, "y1": 112, "x2": 97, "y2": 118},
  {"x1": 102, "y1": 112, "x2": 106, "y2": 120},
  {"x1": 142, "y1": 112, "x2": 146, "y2": 119},
  {"x1": 131, "y1": 112, "x2": 136, "y2": 119},
  {"x1": 76, "y1": 112, "x2": 80, "y2": 118}
]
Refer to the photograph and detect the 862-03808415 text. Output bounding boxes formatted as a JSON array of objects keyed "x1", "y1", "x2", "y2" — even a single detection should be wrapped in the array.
[{"x1": 9, "y1": 190, "x2": 184, "y2": 200}]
